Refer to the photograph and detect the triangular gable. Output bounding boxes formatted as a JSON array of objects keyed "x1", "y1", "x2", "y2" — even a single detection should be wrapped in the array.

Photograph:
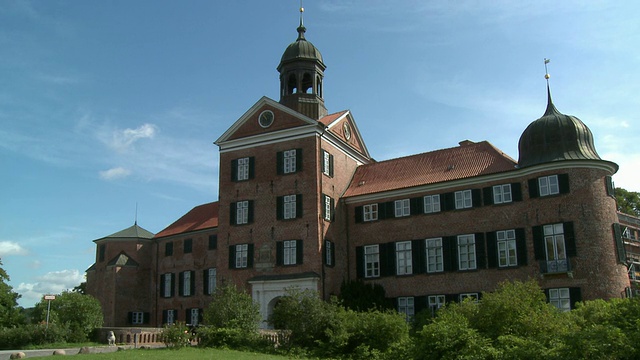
[
  {"x1": 107, "y1": 251, "x2": 139, "y2": 268},
  {"x1": 215, "y1": 97, "x2": 318, "y2": 145},
  {"x1": 321, "y1": 111, "x2": 371, "y2": 159}
]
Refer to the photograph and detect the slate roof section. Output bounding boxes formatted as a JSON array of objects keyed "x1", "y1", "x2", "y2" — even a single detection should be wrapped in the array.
[
  {"x1": 154, "y1": 202, "x2": 219, "y2": 239},
  {"x1": 94, "y1": 223, "x2": 154, "y2": 243},
  {"x1": 343, "y1": 140, "x2": 517, "y2": 198}
]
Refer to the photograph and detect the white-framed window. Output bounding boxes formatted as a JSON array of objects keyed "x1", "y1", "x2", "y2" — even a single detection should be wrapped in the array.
[
  {"x1": 395, "y1": 199, "x2": 410, "y2": 217},
  {"x1": 190, "y1": 308, "x2": 199, "y2": 326},
  {"x1": 424, "y1": 194, "x2": 441, "y2": 213},
  {"x1": 396, "y1": 241, "x2": 413, "y2": 275},
  {"x1": 166, "y1": 309, "x2": 175, "y2": 325},
  {"x1": 398, "y1": 297, "x2": 415, "y2": 322},
  {"x1": 322, "y1": 150, "x2": 333, "y2": 176},
  {"x1": 131, "y1": 311, "x2": 144, "y2": 325},
  {"x1": 497, "y1": 229, "x2": 517, "y2": 267},
  {"x1": 428, "y1": 295, "x2": 446, "y2": 316},
  {"x1": 459, "y1": 293, "x2": 479, "y2": 303},
  {"x1": 283, "y1": 149, "x2": 297, "y2": 174},
  {"x1": 364, "y1": 245, "x2": 380, "y2": 278},
  {"x1": 426, "y1": 238, "x2": 444, "y2": 273},
  {"x1": 284, "y1": 240, "x2": 297, "y2": 265},
  {"x1": 207, "y1": 268, "x2": 217, "y2": 295},
  {"x1": 236, "y1": 200, "x2": 249, "y2": 225},
  {"x1": 457, "y1": 234, "x2": 477, "y2": 270},
  {"x1": 183, "y1": 271, "x2": 191, "y2": 296},
  {"x1": 235, "y1": 244, "x2": 248, "y2": 268},
  {"x1": 544, "y1": 223, "x2": 567, "y2": 272},
  {"x1": 325, "y1": 240, "x2": 332, "y2": 266},
  {"x1": 323, "y1": 195, "x2": 333, "y2": 221},
  {"x1": 548, "y1": 288, "x2": 570, "y2": 312},
  {"x1": 284, "y1": 195, "x2": 297, "y2": 219},
  {"x1": 493, "y1": 184, "x2": 512, "y2": 204},
  {"x1": 364, "y1": 204, "x2": 378, "y2": 222},
  {"x1": 163, "y1": 273, "x2": 172, "y2": 298},
  {"x1": 455, "y1": 190, "x2": 472, "y2": 209},
  {"x1": 539, "y1": 175, "x2": 559, "y2": 196},
  {"x1": 237, "y1": 157, "x2": 250, "y2": 181}
]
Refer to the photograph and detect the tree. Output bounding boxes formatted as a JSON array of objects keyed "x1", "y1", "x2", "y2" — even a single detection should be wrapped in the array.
[
  {"x1": 0, "y1": 259, "x2": 25, "y2": 328},
  {"x1": 339, "y1": 279, "x2": 393, "y2": 311},
  {"x1": 33, "y1": 291, "x2": 103, "y2": 342},
  {"x1": 72, "y1": 282, "x2": 87, "y2": 295},
  {"x1": 202, "y1": 284, "x2": 260, "y2": 332},
  {"x1": 615, "y1": 187, "x2": 640, "y2": 217}
]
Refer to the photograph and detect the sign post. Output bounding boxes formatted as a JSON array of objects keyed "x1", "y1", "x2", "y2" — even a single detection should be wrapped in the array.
[{"x1": 44, "y1": 295, "x2": 56, "y2": 330}]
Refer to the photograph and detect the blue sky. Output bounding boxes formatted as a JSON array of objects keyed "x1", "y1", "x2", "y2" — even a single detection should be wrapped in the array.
[{"x1": 1, "y1": 1, "x2": 638, "y2": 308}]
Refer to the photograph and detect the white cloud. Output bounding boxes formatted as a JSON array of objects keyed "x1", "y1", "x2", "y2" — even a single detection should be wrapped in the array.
[
  {"x1": 99, "y1": 167, "x2": 132, "y2": 180},
  {"x1": 0, "y1": 241, "x2": 28, "y2": 256},
  {"x1": 104, "y1": 123, "x2": 158, "y2": 152},
  {"x1": 16, "y1": 269, "x2": 85, "y2": 307}
]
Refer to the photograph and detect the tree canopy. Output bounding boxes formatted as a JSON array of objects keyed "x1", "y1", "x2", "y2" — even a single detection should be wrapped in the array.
[
  {"x1": 616, "y1": 187, "x2": 640, "y2": 217},
  {"x1": 0, "y1": 259, "x2": 25, "y2": 328}
]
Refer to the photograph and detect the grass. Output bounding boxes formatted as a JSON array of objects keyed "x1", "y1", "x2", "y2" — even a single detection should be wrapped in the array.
[{"x1": 74, "y1": 346, "x2": 306, "y2": 360}]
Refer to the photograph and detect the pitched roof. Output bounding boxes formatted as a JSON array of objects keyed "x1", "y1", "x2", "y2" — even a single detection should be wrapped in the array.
[
  {"x1": 318, "y1": 110, "x2": 348, "y2": 127},
  {"x1": 154, "y1": 202, "x2": 219, "y2": 239},
  {"x1": 343, "y1": 140, "x2": 517, "y2": 198},
  {"x1": 94, "y1": 223, "x2": 155, "y2": 243}
]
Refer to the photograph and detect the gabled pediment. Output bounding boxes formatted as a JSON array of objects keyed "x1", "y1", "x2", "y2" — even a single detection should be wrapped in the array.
[
  {"x1": 215, "y1": 97, "x2": 320, "y2": 146},
  {"x1": 106, "y1": 251, "x2": 139, "y2": 268},
  {"x1": 320, "y1": 110, "x2": 371, "y2": 160}
]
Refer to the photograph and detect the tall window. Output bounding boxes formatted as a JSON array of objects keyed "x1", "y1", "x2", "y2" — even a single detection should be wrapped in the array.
[
  {"x1": 283, "y1": 149, "x2": 297, "y2": 174},
  {"x1": 539, "y1": 175, "x2": 559, "y2": 196},
  {"x1": 237, "y1": 157, "x2": 250, "y2": 181},
  {"x1": 322, "y1": 150, "x2": 333, "y2": 177},
  {"x1": 493, "y1": 184, "x2": 512, "y2": 204},
  {"x1": 397, "y1": 297, "x2": 415, "y2": 322},
  {"x1": 455, "y1": 190, "x2": 472, "y2": 209},
  {"x1": 497, "y1": 230, "x2": 517, "y2": 267},
  {"x1": 396, "y1": 241, "x2": 413, "y2": 275},
  {"x1": 548, "y1": 288, "x2": 570, "y2": 312},
  {"x1": 428, "y1": 295, "x2": 445, "y2": 316},
  {"x1": 183, "y1": 239, "x2": 192, "y2": 254},
  {"x1": 426, "y1": 238, "x2": 444, "y2": 273},
  {"x1": 424, "y1": 195, "x2": 441, "y2": 213},
  {"x1": 208, "y1": 235, "x2": 217, "y2": 250},
  {"x1": 165, "y1": 242, "x2": 173, "y2": 256},
  {"x1": 284, "y1": 195, "x2": 297, "y2": 219},
  {"x1": 236, "y1": 200, "x2": 249, "y2": 225},
  {"x1": 166, "y1": 309, "x2": 175, "y2": 325},
  {"x1": 284, "y1": 240, "x2": 297, "y2": 265},
  {"x1": 544, "y1": 223, "x2": 567, "y2": 272},
  {"x1": 325, "y1": 240, "x2": 333, "y2": 266},
  {"x1": 182, "y1": 271, "x2": 192, "y2": 296},
  {"x1": 458, "y1": 234, "x2": 477, "y2": 270},
  {"x1": 395, "y1": 199, "x2": 410, "y2": 217},
  {"x1": 189, "y1": 308, "x2": 199, "y2": 326},
  {"x1": 207, "y1": 268, "x2": 216, "y2": 295},
  {"x1": 163, "y1": 273, "x2": 173, "y2": 298},
  {"x1": 364, "y1": 204, "x2": 378, "y2": 222},
  {"x1": 98, "y1": 244, "x2": 105, "y2": 262},
  {"x1": 236, "y1": 244, "x2": 248, "y2": 268},
  {"x1": 323, "y1": 194, "x2": 333, "y2": 221},
  {"x1": 364, "y1": 245, "x2": 380, "y2": 278}
]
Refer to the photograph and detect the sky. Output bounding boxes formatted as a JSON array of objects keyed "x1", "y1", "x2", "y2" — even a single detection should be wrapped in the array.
[{"x1": 1, "y1": 0, "x2": 639, "y2": 308}]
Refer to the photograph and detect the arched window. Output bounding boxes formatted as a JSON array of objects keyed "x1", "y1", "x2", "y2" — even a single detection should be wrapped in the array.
[
  {"x1": 316, "y1": 76, "x2": 322, "y2": 97},
  {"x1": 301, "y1": 73, "x2": 313, "y2": 94},
  {"x1": 287, "y1": 74, "x2": 297, "y2": 94}
]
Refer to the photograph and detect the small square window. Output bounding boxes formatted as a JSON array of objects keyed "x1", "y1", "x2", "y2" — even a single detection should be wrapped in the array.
[
  {"x1": 455, "y1": 190, "x2": 472, "y2": 209},
  {"x1": 493, "y1": 184, "x2": 512, "y2": 204},
  {"x1": 394, "y1": 199, "x2": 410, "y2": 217},
  {"x1": 424, "y1": 195, "x2": 441, "y2": 213},
  {"x1": 183, "y1": 239, "x2": 192, "y2": 254},
  {"x1": 539, "y1": 175, "x2": 560, "y2": 196},
  {"x1": 364, "y1": 204, "x2": 378, "y2": 221}
]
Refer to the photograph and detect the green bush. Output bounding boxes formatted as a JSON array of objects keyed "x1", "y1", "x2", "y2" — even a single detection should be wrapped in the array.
[
  {"x1": 203, "y1": 284, "x2": 261, "y2": 332},
  {"x1": 161, "y1": 322, "x2": 191, "y2": 348},
  {"x1": 0, "y1": 323, "x2": 69, "y2": 349},
  {"x1": 198, "y1": 326, "x2": 272, "y2": 351}
]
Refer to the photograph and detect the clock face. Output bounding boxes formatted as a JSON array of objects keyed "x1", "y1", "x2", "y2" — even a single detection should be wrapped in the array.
[
  {"x1": 258, "y1": 110, "x2": 274, "y2": 128},
  {"x1": 343, "y1": 122, "x2": 352, "y2": 140}
]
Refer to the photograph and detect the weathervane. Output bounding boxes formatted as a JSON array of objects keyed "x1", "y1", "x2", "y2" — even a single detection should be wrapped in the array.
[{"x1": 544, "y1": 58, "x2": 551, "y2": 81}]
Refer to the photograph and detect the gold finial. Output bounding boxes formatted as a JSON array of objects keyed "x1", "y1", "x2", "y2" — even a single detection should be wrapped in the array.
[{"x1": 544, "y1": 58, "x2": 551, "y2": 80}]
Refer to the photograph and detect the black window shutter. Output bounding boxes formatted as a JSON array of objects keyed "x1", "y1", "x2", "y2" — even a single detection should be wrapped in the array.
[
  {"x1": 296, "y1": 194, "x2": 303, "y2": 218},
  {"x1": 178, "y1": 272, "x2": 184, "y2": 297},
  {"x1": 229, "y1": 245, "x2": 236, "y2": 269},
  {"x1": 296, "y1": 148, "x2": 303, "y2": 171},
  {"x1": 356, "y1": 246, "x2": 364, "y2": 278},
  {"x1": 443, "y1": 236, "x2": 457, "y2": 272},
  {"x1": 472, "y1": 189, "x2": 482, "y2": 208},
  {"x1": 276, "y1": 196, "x2": 284, "y2": 220},
  {"x1": 198, "y1": 309, "x2": 204, "y2": 324},
  {"x1": 127, "y1": 312, "x2": 133, "y2": 324},
  {"x1": 160, "y1": 274, "x2": 166, "y2": 296},
  {"x1": 377, "y1": 202, "x2": 387, "y2": 219},
  {"x1": 143, "y1": 312, "x2": 150, "y2": 324},
  {"x1": 247, "y1": 200, "x2": 254, "y2": 223},
  {"x1": 248, "y1": 157, "x2": 255, "y2": 179},
  {"x1": 330, "y1": 241, "x2": 335, "y2": 267},
  {"x1": 475, "y1": 233, "x2": 486, "y2": 269},
  {"x1": 381, "y1": 242, "x2": 396, "y2": 277},
  {"x1": 247, "y1": 244, "x2": 254, "y2": 268},
  {"x1": 569, "y1": 287, "x2": 582, "y2": 309},
  {"x1": 443, "y1": 192, "x2": 455, "y2": 211},
  {"x1": 229, "y1": 202, "x2": 237, "y2": 225},
  {"x1": 162, "y1": 310, "x2": 168, "y2": 324},
  {"x1": 613, "y1": 223, "x2": 626, "y2": 264},
  {"x1": 209, "y1": 235, "x2": 217, "y2": 250},
  {"x1": 605, "y1": 176, "x2": 615, "y2": 197},
  {"x1": 203, "y1": 269, "x2": 209, "y2": 295},
  {"x1": 296, "y1": 239, "x2": 304, "y2": 264},
  {"x1": 385, "y1": 201, "x2": 395, "y2": 218},
  {"x1": 516, "y1": 228, "x2": 527, "y2": 265},
  {"x1": 412, "y1": 239, "x2": 425, "y2": 274},
  {"x1": 512, "y1": 183, "x2": 523, "y2": 202},
  {"x1": 486, "y1": 232, "x2": 497, "y2": 268},
  {"x1": 483, "y1": 187, "x2": 494, "y2": 206},
  {"x1": 231, "y1": 159, "x2": 238, "y2": 182},
  {"x1": 276, "y1": 241, "x2": 283, "y2": 265},
  {"x1": 532, "y1": 226, "x2": 545, "y2": 260},
  {"x1": 564, "y1": 222, "x2": 577, "y2": 257},
  {"x1": 276, "y1": 151, "x2": 284, "y2": 175},
  {"x1": 354, "y1": 206, "x2": 364, "y2": 223},
  {"x1": 410, "y1": 197, "x2": 423, "y2": 215},
  {"x1": 185, "y1": 309, "x2": 191, "y2": 324},
  {"x1": 528, "y1": 178, "x2": 539, "y2": 198},
  {"x1": 543, "y1": 289, "x2": 550, "y2": 302},
  {"x1": 190, "y1": 271, "x2": 196, "y2": 296},
  {"x1": 171, "y1": 273, "x2": 175, "y2": 297},
  {"x1": 329, "y1": 154, "x2": 334, "y2": 177},
  {"x1": 558, "y1": 174, "x2": 570, "y2": 194}
]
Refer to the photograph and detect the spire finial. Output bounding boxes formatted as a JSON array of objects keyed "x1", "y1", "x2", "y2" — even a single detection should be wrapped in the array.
[
  {"x1": 544, "y1": 58, "x2": 551, "y2": 83},
  {"x1": 542, "y1": 58, "x2": 559, "y2": 116},
  {"x1": 297, "y1": 0, "x2": 306, "y2": 40}
]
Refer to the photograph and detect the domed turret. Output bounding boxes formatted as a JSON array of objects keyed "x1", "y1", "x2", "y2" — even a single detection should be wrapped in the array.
[
  {"x1": 277, "y1": 8, "x2": 327, "y2": 119},
  {"x1": 518, "y1": 86, "x2": 601, "y2": 168}
]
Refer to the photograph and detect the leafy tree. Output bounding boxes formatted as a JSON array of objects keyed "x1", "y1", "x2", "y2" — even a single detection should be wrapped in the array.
[
  {"x1": 203, "y1": 284, "x2": 260, "y2": 332},
  {"x1": 33, "y1": 291, "x2": 103, "y2": 342},
  {"x1": 0, "y1": 259, "x2": 25, "y2": 328},
  {"x1": 339, "y1": 279, "x2": 393, "y2": 311},
  {"x1": 72, "y1": 282, "x2": 87, "y2": 295},
  {"x1": 615, "y1": 187, "x2": 640, "y2": 217}
]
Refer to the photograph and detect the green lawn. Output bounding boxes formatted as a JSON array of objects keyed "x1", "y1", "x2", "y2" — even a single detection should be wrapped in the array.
[{"x1": 76, "y1": 347, "x2": 305, "y2": 360}]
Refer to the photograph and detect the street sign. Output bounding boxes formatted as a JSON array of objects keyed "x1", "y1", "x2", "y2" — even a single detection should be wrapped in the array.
[{"x1": 44, "y1": 295, "x2": 56, "y2": 300}]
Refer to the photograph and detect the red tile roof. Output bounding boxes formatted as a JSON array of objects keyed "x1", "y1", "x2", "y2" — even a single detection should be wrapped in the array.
[
  {"x1": 318, "y1": 110, "x2": 348, "y2": 126},
  {"x1": 154, "y1": 202, "x2": 219, "y2": 238},
  {"x1": 343, "y1": 141, "x2": 517, "y2": 197}
]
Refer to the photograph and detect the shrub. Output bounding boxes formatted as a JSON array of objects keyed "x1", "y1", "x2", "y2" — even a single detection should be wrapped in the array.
[
  {"x1": 198, "y1": 326, "x2": 272, "y2": 351},
  {"x1": 203, "y1": 284, "x2": 260, "y2": 332},
  {"x1": 161, "y1": 322, "x2": 191, "y2": 348}
]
